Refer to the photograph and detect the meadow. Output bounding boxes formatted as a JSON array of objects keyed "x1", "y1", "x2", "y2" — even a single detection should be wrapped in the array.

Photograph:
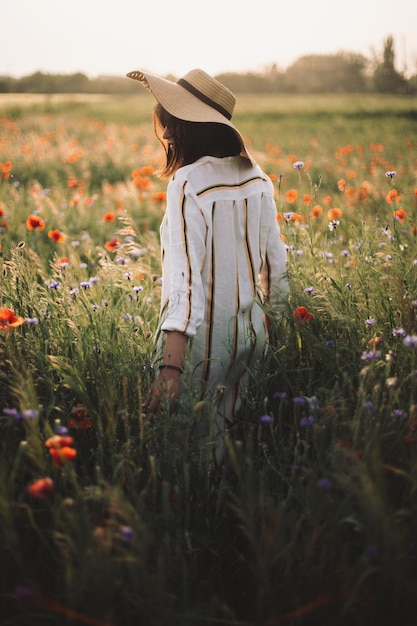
[{"x1": 1, "y1": 92, "x2": 417, "y2": 626}]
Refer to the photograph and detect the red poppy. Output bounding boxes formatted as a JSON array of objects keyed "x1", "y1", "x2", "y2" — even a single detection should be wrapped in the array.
[
  {"x1": 102, "y1": 211, "x2": 115, "y2": 222},
  {"x1": 104, "y1": 237, "x2": 120, "y2": 252},
  {"x1": 27, "y1": 477, "x2": 55, "y2": 499},
  {"x1": 285, "y1": 189, "x2": 298, "y2": 204},
  {"x1": 67, "y1": 403, "x2": 93, "y2": 430},
  {"x1": 293, "y1": 306, "x2": 314, "y2": 323},
  {"x1": 48, "y1": 229, "x2": 66, "y2": 243},
  {"x1": 26, "y1": 215, "x2": 45, "y2": 231},
  {"x1": 45, "y1": 435, "x2": 77, "y2": 466},
  {"x1": 0, "y1": 307, "x2": 25, "y2": 332}
]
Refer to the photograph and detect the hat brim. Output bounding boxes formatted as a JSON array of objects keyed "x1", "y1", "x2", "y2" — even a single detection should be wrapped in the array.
[{"x1": 127, "y1": 70, "x2": 254, "y2": 164}]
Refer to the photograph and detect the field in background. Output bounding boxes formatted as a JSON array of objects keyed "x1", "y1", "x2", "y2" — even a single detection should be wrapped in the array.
[{"x1": 1, "y1": 93, "x2": 417, "y2": 625}]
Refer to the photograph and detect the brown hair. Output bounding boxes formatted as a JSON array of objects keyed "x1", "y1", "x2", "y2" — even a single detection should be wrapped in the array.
[{"x1": 153, "y1": 104, "x2": 244, "y2": 179}]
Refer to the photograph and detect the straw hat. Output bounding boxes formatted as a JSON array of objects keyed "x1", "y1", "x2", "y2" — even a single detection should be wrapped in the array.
[{"x1": 126, "y1": 68, "x2": 253, "y2": 162}]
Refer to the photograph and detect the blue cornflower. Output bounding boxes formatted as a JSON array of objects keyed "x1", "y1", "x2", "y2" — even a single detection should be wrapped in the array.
[
  {"x1": 363, "y1": 400, "x2": 375, "y2": 413},
  {"x1": 304, "y1": 286, "x2": 314, "y2": 294},
  {"x1": 48, "y1": 281, "x2": 60, "y2": 290},
  {"x1": 120, "y1": 525, "x2": 135, "y2": 542},
  {"x1": 365, "y1": 318, "x2": 376, "y2": 326},
  {"x1": 361, "y1": 350, "x2": 381, "y2": 361},
  {"x1": 260, "y1": 414, "x2": 273, "y2": 424},
  {"x1": 300, "y1": 415, "x2": 315, "y2": 427},
  {"x1": 293, "y1": 161, "x2": 304, "y2": 169},
  {"x1": 404, "y1": 335, "x2": 417, "y2": 348},
  {"x1": 80, "y1": 281, "x2": 91, "y2": 289},
  {"x1": 132, "y1": 286, "x2": 143, "y2": 293},
  {"x1": 385, "y1": 171, "x2": 396, "y2": 179},
  {"x1": 25, "y1": 317, "x2": 39, "y2": 325},
  {"x1": 392, "y1": 409, "x2": 406, "y2": 420},
  {"x1": 293, "y1": 396, "x2": 307, "y2": 405},
  {"x1": 317, "y1": 478, "x2": 332, "y2": 490},
  {"x1": 273, "y1": 391, "x2": 288, "y2": 400},
  {"x1": 20, "y1": 409, "x2": 38, "y2": 420}
]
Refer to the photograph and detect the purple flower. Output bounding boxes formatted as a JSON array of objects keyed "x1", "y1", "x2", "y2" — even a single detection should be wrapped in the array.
[
  {"x1": 20, "y1": 409, "x2": 38, "y2": 420},
  {"x1": 385, "y1": 171, "x2": 396, "y2": 179},
  {"x1": 361, "y1": 350, "x2": 381, "y2": 361},
  {"x1": 80, "y1": 281, "x2": 91, "y2": 289},
  {"x1": 260, "y1": 414, "x2": 273, "y2": 424},
  {"x1": 293, "y1": 161, "x2": 304, "y2": 169},
  {"x1": 392, "y1": 327, "x2": 406, "y2": 337},
  {"x1": 3, "y1": 407, "x2": 20, "y2": 418},
  {"x1": 392, "y1": 409, "x2": 406, "y2": 420},
  {"x1": 25, "y1": 317, "x2": 39, "y2": 325},
  {"x1": 273, "y1": 391, "x2": 288, "y2": 400},
  {"x1": 365, "y1": 318, "x2": 376, "y2": 327},
  {"x1": 317, "y1": 478, "x2": 332, "y2": 490},
  {"x1": 304, "y1": 286, "x2": 314, "y2": 294},
  {"x1": 300, "y1": 415, "x2": 315, "y2": 427},
  {"x1": 120, "y1": 525, "x2": 135, "y2": 542},
  {"x1": 132, "y1": 286, "x2": 143, "y2": 293},
  {"x1": 403, "y1": 335, "x2": 417, "y2": 348},
  {"x1": 292, "y1": 396, "x2": 307, "y2": 405},
  {"x1": 363, "y1": 401, "x2": 375, "y2": 413},
  {"x1": 325, "y1": 339, "x2": 335, "y2": 348},
  {"x1": 55, "y1": 424, "x2": 69, "y2": 435},
  {"x1": 48, "y1": 281, "x2": 60, "y2": 290}
]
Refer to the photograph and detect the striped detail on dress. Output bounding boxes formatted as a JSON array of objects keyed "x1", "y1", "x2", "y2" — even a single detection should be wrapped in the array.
[
  {"x1": 196, "y1": 175, "x2": 267, "y2": 199},
  {"x1": 201, "y1": 202, "x2": 216, "y2": 385},
  {"x1": 180, "y1": 180, "x2": 192, "y2": 333}
]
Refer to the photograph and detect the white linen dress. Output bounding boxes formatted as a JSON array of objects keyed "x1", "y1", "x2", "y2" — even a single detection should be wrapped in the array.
[{"x1": 156, "y1": 154, "x2": 288, "y2": 429}]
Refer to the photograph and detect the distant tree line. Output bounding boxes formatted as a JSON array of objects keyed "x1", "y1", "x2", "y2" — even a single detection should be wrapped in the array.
[{"x1": 1, "y1": 36, "x2": 415, "y2": 95}]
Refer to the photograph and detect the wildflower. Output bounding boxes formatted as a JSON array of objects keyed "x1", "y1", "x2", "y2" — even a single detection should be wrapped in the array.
[
  {"x1": 67, "y1": 403, "x2": 93, "y2": 430},
  {"x1": 328, "y1": 220, "x2": 340, "y2": 231},
  {"x1": 394, "y1": 208, "x2": 407, "y2": 222},
  {"x1": 132, "y1": 285, "x2": 143, "y2": 293},
  {"x1": 293, "y1": 306, "x2": 314, "y2": 322},
  {"x1": 26, "y1": 215, "x2": 45, "y2": 231},
  {"x1": 48, "y1": 229, "x2": 66, "y2": 243},
  {"x1": 293, "y1": 161, "x2": 304, "y2": 169},
  {"x1": 392, "y1": 327, "x2": 406, "y2": 337},
  {"x1": 292, "y1": 396, "x2": 307, "y2": 405},
  {"x1": 300, "y1": 415, "x2": 315, "y2": 427},
  {"x1": 48, "y1": 281, "x2": 60, "y2": 290},
  {"x1": 120, "y1": 525, "x2": 135, "y2": 542},
  {"x1": 117, "y1": 257, "x2": 128, "y2": 265},
  {"x1": 311, "y1": 204, "x2": 323, "y2": 218},
  {"x1": 404, "y1": 335, "x2": 417, "y2": 348},
  {"x1": 285, "y1": 189, "x2": 298, "y2": 204},
  {"x1": 3, "y1": 407, "x2": 20, "y2": 418},
  {"x1": 104, "y1": 237, "x2": 120, "y2": 252},
  {"x1": 80, "y1": 281, "x2": 91, "y2": 289},
  {"x1": 68, "y1": 176, "x2": 78, "y2": 188},
  {"x1": 273, "y1": 391, "x2": 288, "y2": 400},
  {"x1": 392, "y1": 409, "x2": 406, "y2": 420},
  {"x1": 45, "y1": 435, "x2": 77, "y2": 466},
  {"x1": 27, "y1": 477, "x2": 55, "y2": 499},
  {"x1": 153, "y1": 191, "x2": 167, "y2": 202},
  {"x1": 56, "y1": 257, "x2": 69, "y2": 268},
  {"x1": 337, "y1": 178, "x2": 346, "y2": 191},
  {"x1": 386, "y1": 189, "x2": 400, "y2": 204},
  {"x1": 325, "y1": 339, "x2": 335, "y2": 348},
  {"x1": 304, "y1": 286, "x2": 314, "y2": 294},
  {"x1": 363, "y1": 401, "x2": 375, "y2": 413},
  {"x1": 361, "y1": 350, "x2": 381, "y2": 361},
  {"x1": 317, "y1": 478, "x2": 332, "y2": 489},
  {"x1": 260, "y1": 414, "x2": 273, "y2": 424},
  {"x1": 385, "y1": 171, "x2": 396, "y2": 179},
  {"x1": 327, "y1": 208, "x2": 343, "y2": 221},
  {"x1": 365, "y1": 318, "x2": 376, "y2": 327},
  {"x1": 102, "y1": 211, "x2": 115, "y2": 222},
  {"x1": 0, "y1": 307, "x2": 25, "y2": 332},
  {"x1": 21, "y1": 409, "x2": 39, "y2": 420}
]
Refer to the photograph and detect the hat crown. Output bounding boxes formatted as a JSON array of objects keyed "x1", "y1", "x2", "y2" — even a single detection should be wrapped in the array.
[{"x1": 179, "y1": 69, "x2": 236, "y2": 119}]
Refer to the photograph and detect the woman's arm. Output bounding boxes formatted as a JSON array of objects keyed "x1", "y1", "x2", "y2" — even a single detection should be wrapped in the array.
[{"x1": 142, "y1": 330, "x2": 188, "y2": 415}]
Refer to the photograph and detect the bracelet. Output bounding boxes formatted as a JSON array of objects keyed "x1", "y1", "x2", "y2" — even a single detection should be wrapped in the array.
[{"x1": 159, "y1": 364, "x2": 184, "y2": 374}]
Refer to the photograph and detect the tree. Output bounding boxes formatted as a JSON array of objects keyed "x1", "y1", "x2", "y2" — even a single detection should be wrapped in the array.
[
  {"x1": 285, "y1": 53, "x2": 368, "y2": 93},
  {"x1": 373, "y1": 36, "x2": 408, "y2": 93}
]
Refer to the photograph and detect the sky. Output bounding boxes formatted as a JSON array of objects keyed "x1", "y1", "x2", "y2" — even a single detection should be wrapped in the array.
[{"x1": 2, "y1": 0, "x2": 416, "y2": 79}]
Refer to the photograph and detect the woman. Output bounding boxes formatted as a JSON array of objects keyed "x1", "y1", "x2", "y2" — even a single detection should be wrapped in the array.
[{"x1": 127, "y1": 68, "x2": 288, "y2": 447}]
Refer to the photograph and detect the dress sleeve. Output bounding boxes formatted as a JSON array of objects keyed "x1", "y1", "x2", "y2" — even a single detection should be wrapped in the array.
[{"x1": 160, "y1": 176, "x2": 207, "y2": 338}]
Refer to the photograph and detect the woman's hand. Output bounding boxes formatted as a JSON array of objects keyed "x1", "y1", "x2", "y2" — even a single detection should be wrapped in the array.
[
  {"x1": 142, "y1": 368, "x2": 181, "y2": 415},
  {"x1": 142, "y1": 330, "x2": 188, "y2": 416}
]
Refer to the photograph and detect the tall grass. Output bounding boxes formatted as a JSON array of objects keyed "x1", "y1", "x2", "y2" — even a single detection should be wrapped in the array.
[{"x1": 1, "y1": 94, "x2": 417, "y2": 625}]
